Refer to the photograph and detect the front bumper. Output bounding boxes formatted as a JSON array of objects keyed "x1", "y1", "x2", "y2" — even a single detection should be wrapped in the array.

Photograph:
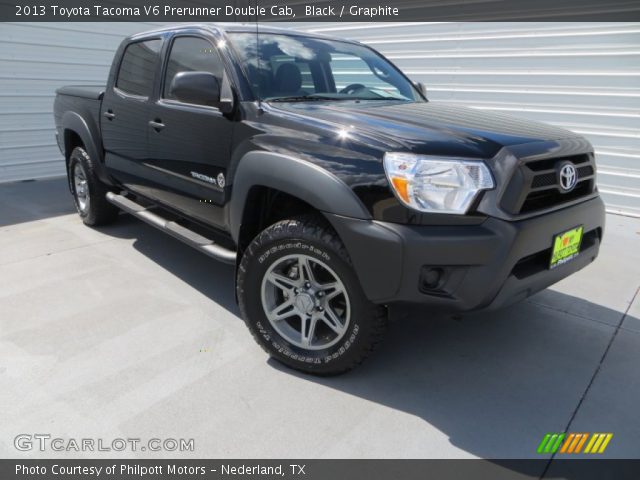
[{"x1": 326, "y1": 196, "x2": 605, "y2": 311}]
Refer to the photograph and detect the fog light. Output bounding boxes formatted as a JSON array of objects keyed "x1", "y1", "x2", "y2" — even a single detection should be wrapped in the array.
[{"x1": 421, "y1": 267, "x2": 443, "y2": 290}]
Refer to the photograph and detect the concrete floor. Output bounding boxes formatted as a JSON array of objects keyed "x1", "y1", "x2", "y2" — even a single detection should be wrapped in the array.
[{"x1": 1, "y1": 178, "x2": 639, "y2": 469}]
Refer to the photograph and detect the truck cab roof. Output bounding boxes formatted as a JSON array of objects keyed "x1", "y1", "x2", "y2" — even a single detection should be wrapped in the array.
[{"x1": 127, "y1": 23, "x2": 360, "y2": 45}]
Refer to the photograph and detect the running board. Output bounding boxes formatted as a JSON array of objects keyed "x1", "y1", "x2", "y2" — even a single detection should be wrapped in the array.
[{"x1": 106, "y1": 192, "x2": 236, "y2": 264}]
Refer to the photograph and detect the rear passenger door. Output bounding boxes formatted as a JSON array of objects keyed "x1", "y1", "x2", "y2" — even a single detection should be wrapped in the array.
[
  {"x1": 146, "y1": 34, "x2": 235, "y2": 229},
  {"x1": 101, "y1": 38, "x2": 161, "y2": 187}
]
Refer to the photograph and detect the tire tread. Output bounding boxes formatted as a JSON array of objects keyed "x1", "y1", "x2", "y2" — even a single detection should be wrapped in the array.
[{"x1": 69, "y1": 147, "x2": 118, "y2": 226}]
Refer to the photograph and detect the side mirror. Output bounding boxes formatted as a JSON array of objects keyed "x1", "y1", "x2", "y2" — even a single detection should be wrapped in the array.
[
  {"x1": 170, "y1": 71, "x2": 233, "y2": 112},
  {"x1": 415, "y1": 81, "x2": 427, "y2": 98}
]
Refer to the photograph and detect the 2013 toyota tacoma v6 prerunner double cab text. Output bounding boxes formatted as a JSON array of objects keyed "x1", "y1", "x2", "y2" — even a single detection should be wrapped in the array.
[{"x1": 54, "y1": 24, "x2": 605, "y2": 375}]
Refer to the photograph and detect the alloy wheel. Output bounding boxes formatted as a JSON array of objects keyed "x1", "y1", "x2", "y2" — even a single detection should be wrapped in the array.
[
  {"x1": 73, "y1": 162, "x2": 90, "y2": 213},
  {"x1": 260, "y1": 253, "x2": 351, "y2": 350}
]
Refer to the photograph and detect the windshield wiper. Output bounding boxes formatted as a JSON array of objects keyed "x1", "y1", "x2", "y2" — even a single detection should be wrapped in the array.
[
  {"x1": 354, "y1": 97, "x2": 408, "y2": 101},
  {"x1": 268, "y1": 95, "x2": 409, "y2": 103},
  {"x1": 268, "y1": 95, "x2": 353, "y2": 102},
  {"x1": 269, "y1": 96, "x2": 325, "y2": 102}
]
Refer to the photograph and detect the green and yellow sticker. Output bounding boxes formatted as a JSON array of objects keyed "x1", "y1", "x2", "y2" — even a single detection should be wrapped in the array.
[
  {"x1": 537, "y1": 432, "x2": 613, "y2": 454},
  {"x1": 550, "y1": 226, "x2": 583, "y2": 269}
]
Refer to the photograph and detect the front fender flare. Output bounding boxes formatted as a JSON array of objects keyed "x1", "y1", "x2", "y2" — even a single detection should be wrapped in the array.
[{"x1": 229, "y1": 151, "x2": 371, "y2": 243}]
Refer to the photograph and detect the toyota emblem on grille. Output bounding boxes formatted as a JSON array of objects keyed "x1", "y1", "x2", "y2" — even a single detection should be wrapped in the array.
[{"x1": 558, "y1": 162, "x2": 578, "y2": 192}]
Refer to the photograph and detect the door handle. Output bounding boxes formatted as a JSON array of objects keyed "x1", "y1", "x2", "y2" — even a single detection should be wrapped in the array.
[
  {"x1": 103, "y1": 110, "x2": 115, "y2": 120},
  {"x1": 149, "y1": 119, "x2": 165, "y2": 131}
]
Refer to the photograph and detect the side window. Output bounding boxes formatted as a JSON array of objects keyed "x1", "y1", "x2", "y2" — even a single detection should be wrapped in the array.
[
  {"x1": 116, "y1": 39, "x2": 161, "y2": 97},
  {"x1": 163, "y1": 37, "x2": 224, "y2": 102}
]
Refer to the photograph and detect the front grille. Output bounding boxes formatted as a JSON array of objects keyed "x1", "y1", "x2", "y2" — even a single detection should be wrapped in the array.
[
  {"x1": 520, "y1": 181, "x2": 593, "y2": 213},
  {"x1": 526, "y1": 154, "x2": 585, "y2": 171},
  {"x1": 500, "y1": 154, "x2": 597, "y2": 215},
  {"x1": 577, "y1": 165, "x2": 595, "y2": 177},
  {"x1": 531, "y1": 172, "x2": 557, "y2": 188}
]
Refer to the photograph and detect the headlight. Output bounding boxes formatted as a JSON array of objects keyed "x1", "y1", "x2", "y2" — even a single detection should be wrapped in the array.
[{"x1": 383, "y1": 152, "x2": 494, "y2": 214}]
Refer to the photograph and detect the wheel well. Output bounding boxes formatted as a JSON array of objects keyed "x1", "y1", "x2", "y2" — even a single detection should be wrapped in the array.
[
  {"x1": 237, "y1": 186, "x2": 322, "y2": 256},
  {"x1": 63, "y1": 130, "x2": 84, "y2": 170}
]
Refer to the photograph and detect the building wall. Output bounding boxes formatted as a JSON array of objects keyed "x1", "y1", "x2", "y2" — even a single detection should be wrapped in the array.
[
  {"x1": 0, "y1": 22, "x2": 160, "y2": 182},
  {"x1": 1, "y1": 22, "x2": 639, "y2": 215}
]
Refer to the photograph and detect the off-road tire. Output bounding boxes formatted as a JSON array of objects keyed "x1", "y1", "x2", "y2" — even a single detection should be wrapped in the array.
[
  {"x1": 68, "y1": 146, "x2": 119, "y2": 226},
  {"x1": 237, "y1": 216, "x2": 387, "y2": 375}
]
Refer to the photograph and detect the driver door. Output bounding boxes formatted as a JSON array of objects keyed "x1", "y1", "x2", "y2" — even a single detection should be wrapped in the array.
[{"x1": 145, "y1": 34, "x2": 234, "y2": 229}]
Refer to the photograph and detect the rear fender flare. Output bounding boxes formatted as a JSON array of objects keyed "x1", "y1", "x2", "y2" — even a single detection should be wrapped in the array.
[{"x1": 61, "y1": 111, "x2": 111, "y2": 185}]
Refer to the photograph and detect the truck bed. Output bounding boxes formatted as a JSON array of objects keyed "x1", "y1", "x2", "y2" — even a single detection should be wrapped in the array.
[{"x1": 53, "y1": 85, "x2": 106, "y2": 157}]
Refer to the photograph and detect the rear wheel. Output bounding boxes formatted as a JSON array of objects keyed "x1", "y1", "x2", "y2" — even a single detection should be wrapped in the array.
[
  {"x1": 237, "y1": 216, "x2": 387, "y2": 375},
  {"x1": 68, "y1": 147, "x2": 119, "y2": 226}
]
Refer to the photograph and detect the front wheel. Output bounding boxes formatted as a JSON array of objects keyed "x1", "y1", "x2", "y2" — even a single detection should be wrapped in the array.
[{"x1": 237, "y1": 216, "x2": 387, "y2": 375}]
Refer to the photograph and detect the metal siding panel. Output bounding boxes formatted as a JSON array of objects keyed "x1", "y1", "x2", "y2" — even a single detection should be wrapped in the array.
[{"x1": 0, "y1": 22, "x2": 161, "y2": 183}]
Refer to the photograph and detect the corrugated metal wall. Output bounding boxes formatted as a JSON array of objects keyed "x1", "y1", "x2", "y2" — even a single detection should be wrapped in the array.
[
  {"x1": 1, "y1": 22, "x2": 639, "y2": 216},
  {"x1": 0, "y1": 22, "x2": 160, "y2": 182}
]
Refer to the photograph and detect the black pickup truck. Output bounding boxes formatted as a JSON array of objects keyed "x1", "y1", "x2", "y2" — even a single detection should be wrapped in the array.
[{"x1": 54, "y1": 24, "x2": 605, "y2": 375}]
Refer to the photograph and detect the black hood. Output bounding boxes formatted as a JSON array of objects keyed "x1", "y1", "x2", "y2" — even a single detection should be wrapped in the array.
[{"x1": 271, "y1": 101, "x2": 581, "y2": 159}]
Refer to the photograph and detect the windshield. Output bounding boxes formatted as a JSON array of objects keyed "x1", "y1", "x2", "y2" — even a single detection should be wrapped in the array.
[{"x1": 228, "y1": 32, "x2": 423, "y2": 103}]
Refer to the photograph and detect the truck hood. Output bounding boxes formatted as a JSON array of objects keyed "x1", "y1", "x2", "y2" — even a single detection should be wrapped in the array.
[{"x1": 270, "y1": 101, "x2": 581, "y2": 158}]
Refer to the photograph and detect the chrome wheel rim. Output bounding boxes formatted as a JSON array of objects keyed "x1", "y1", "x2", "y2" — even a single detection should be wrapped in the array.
[
  {"x1": 73, "y1": 163, "x2": 89, "y2": 213},
  {"x1": 260, "y1": 253, "x2": 351, "y2": 350}
]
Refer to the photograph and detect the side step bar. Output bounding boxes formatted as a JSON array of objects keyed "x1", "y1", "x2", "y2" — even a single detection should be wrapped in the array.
[{"x1": 106, "y1": 192, "x2": 236, "y2": 264}]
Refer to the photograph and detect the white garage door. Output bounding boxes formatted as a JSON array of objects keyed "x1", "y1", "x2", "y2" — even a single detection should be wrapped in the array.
[{"x1": 1, "y1": 22, "x2": 639, "y2": 216}]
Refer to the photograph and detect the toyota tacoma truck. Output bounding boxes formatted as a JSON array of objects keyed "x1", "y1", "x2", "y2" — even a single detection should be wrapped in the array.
[{"x1": 54, "y1": 24, "x2": 605, "y2": 375}]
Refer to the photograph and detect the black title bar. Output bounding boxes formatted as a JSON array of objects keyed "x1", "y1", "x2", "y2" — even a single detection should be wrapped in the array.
[{"x1": 3, "y1": 0, "x2": 640, "y2": 22}]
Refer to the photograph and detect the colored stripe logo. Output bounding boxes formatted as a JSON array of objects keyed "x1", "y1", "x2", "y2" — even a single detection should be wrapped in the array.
[{"x1": 537, "y1": 433, "x2": 613, "y2": 454}]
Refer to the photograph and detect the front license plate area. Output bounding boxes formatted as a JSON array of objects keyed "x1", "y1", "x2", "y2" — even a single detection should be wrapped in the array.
[{"x1": 550, "y1": 225, "x2": 584, "y2": 269}]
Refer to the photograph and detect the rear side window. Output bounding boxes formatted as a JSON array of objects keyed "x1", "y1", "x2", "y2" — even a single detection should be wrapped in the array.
[
  {"x1": 116, "y1": 39, "x2": 161, "y2": 97},
  {"x1": 163, "y1": 36, "x2": 224, "y2": 101}
]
